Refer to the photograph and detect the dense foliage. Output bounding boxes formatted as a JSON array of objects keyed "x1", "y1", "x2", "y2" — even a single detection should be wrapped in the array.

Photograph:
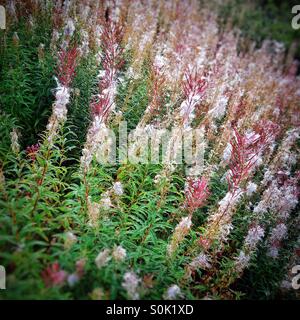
[{"x1": 0, "y1": 0, "x2": 299, "y2": 300}]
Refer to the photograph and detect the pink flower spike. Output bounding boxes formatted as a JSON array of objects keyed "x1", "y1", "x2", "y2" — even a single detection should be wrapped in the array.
[
  {"x1": 26, "y1": 143, "x2": 40, "y2": 161},
  {"x1": 90, "y1": 95, "x2": 111, "y2": 119},
  {"x1": 56, "y1": 46, "x2": 79, "y2": 87},
  {"x1": 182, "y1": 68, "x2": 207, "y2": 98},
  {"x1": 41, "y1": 262, "x2": 67, "y2": 287},
  {"x1": 180, "y1": 68, "x2": 207, "y2": 126},
  {"x1": 185, "y1": 176, "x2": 210, "y2": 213},
  {"x1": 227, "y1": 123, "x2": 278, "y2": 191}
]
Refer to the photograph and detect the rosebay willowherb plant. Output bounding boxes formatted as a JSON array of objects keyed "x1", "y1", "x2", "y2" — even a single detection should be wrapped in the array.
[{"x1": 0, "y1": 0, "x2": 299, "y2": 300}]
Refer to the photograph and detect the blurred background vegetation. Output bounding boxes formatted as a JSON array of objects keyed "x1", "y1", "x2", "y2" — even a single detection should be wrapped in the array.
[{"x1": 204, "y1": 0, "x2": 300, "y2": 63}]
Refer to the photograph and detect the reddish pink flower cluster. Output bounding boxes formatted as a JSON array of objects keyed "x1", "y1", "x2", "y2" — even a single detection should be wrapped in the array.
[
  {"x1": 41, "y1": 262, "x2": 67, "y2": 287},
  {"x1": 227, "y1": 128, "x2": 259, "y2": 191},
  {"x1": 253, "y1": 119, "x2": 280, "y2": 149},
  {"x1": 26, "y1": 143, "x2": 40, "y2": 161},
  {"x1": 185, "y1": 176, "x2": 210, "y2": 214},
  {"x1": 198, "y1": 235, "x2": 212, "y2": 250},
  {"x1": 228, "y1": 121, "x2": 279, "y2": 191},
  {"x1": 180, "y1": 68, "x2": 207, "y2": 126},
  {"x1": 99, "y1": 19, "x2": 124, "y2": 90},
  {"x1": 182, "y1": 68, "x2": 207, "y2": 99},
  {"x1": 41, "y1": 259, "x2": 86, "y2": 288},
  {"x1": 90, "y1": 95, "x2": 112, "y2": 120},
  {"x1": 147, "y1": 66, "x2": 166, "y2": 116},
  {"x1": 56, "y1": 46, "x2": 79, "y2": 87},
  {"x1": 91, "y1": 19, "x2": 124, "y2": 120}
]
